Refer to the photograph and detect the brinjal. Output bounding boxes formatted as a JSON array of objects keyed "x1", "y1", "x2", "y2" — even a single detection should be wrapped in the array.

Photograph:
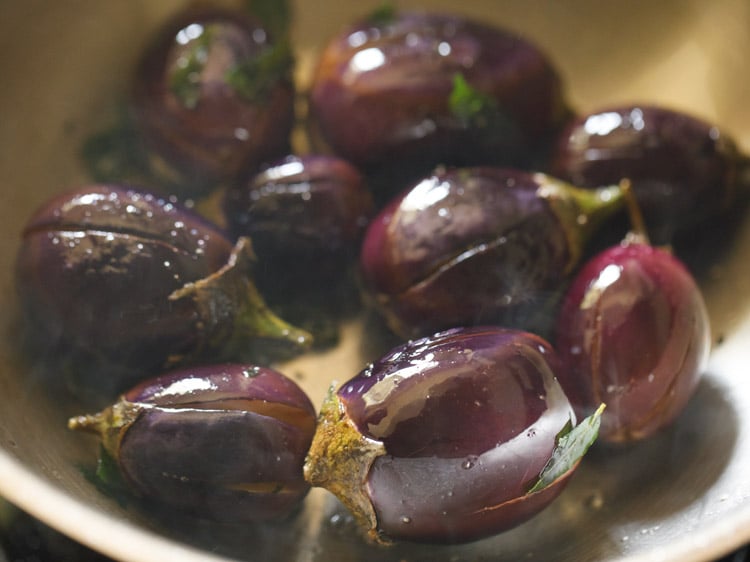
[
  {"x1": 308, "y1": 10, "x2": 568, "y2": 177},
  {"x1": 360, "y1": 166, "x2": 625, "y2": 339},
  {"x1": 131, "y1": 7, "x2": 295, "y2": 193},
  {"x1": 223, "y1": 154, "x2": 375, "y2": 274},
  {"x1": 304, "y1": 326, "x2": 601, "y2": 544},
  {"x1": 69, "y1": 363, "x2": 317, "y2": 522},
  {"x1": 549, "y1": 104, "x2": 743, "y2": 243},
  {"x1": 15, "y1": 184, "x2": 309, "y2": 387},
  {"x1": 555, "y1": 239, "x2": 711, "y2": 443}
]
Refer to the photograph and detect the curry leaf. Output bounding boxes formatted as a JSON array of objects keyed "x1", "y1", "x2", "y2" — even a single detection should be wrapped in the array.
[{"x1": 528, "y1": 403, "x2": 605, "y2": 494}]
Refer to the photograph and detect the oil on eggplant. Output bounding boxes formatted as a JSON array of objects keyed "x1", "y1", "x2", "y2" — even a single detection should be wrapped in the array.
[
  {"x1": 304, "y1": 326, "x2": 601, "y2": 544},
  {"x1": 308, "y1": 10, "x2": 569, "y2": 178},
  {"x1": 69, "y1": 363, "x2": 317, "y2": 523},
  {"x1": 15, "y1": 184, "x2": 310, "y2": 388},
  {"x1": 131, "y1": 7, "x2": 295, "y2": 193},
  {"x1": 359, "y1": 166, "x2": 626, "y2": 339},
  {"x1": 548, "y1": 104, "x2": 743, "y2": 244}
]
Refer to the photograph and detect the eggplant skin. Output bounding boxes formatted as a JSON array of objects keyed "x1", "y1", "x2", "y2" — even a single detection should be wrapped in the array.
[
  {"x1": 120, "y1": 407, "x2": 313, "y2": 522},
  {"x1": 223, "y1": 154, "x2": 375, "y2": 270}
]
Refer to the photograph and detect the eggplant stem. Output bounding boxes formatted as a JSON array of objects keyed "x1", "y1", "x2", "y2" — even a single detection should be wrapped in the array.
[{"x1": 619, "y1": 178, "x2": 651, "y2": 246}]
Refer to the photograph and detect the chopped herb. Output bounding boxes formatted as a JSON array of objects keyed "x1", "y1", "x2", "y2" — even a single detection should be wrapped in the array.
[
  {"x1": 449, "y1": 72, "x2": 520, "y2": 149},
  {"x1": 80, "y1": 107, "x2": 193, "y2": 193},
  {"x1": 245, "y1": 0, "x2": 292, "y2": 40},
  {"x1": 450, "y1": 73, "x2": 497, "y2": 126},
  {"x1": 225, "y1": 41, "x2": 294, "y2": 104},
  {"x1": 366, "y1": 4, "x2": 397, "y2": 26},
  {"x1": 80, "y1": 110, "x2": 151, "y2": 184},
  {"x1": 169, "y1": 26, "x2": 214, "y2": 109},
  {"x1": 79, "y1": 445, "x2": 131, "y2": 508},
  {"x1": 528, "y1": 403, "x2": 605, "y2": 494}
]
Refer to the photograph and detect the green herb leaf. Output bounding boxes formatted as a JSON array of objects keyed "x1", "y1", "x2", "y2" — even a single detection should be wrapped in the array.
[
  {"x1": 528, "y1": 403, "x2": 605, "y2": 494},
  {"x1": 366, "y1": 4, "x2": 397, "y2": 26},
  {"x1": 95, "y1": 445, "x2": 122, "y2": 487},
  {"x1": 169, "y1": 27, "x2": 214, "y2": 109},
  {"x1": 224, "y1": 41, "x2": 294, "y2": 104},
  {"x1": 81, "y1": 445, "x2": 131, "y2": 508},
  {"x1": 451, "y1": 72, "x2": 523, "y2": 139},
  {"x1": 245, "y1": 0, "x2": 292, "y2": 40},
  {"x1": 80, "y1": 110, "x2": 151, "y2": 184},
  {"x1": 449, "y1": 73, "x2": 498, "y2": 126}
]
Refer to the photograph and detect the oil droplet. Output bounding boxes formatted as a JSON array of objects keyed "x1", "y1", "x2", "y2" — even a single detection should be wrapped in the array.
[
  {"x1": 242, "y1": 366, "x2": 262, "y2": 378},
  {"x1": 461, "y1": 455, "x2": 478, "y2": 469},
  {"x1": 585, "y1": 491, "x2": 604, "y2": 510}
]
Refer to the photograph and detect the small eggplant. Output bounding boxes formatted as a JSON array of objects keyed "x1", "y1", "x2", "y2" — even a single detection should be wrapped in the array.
[
  {"x1": 131, "y1": 8, "x2": 295, "y2": 193},
  {"x1": 304, "y1": 326, "x2": 601, "y2": 544},
  {"x1": 15, "y1": 184, "x2": 309, "y2": 386},
  {"x1": 69, "y1": 363, "x2": 317, "y2": 522},
  {"x1": 308, "y1": 10, "x2": 568, "y2": 175},
  {"x1": 555, "y1": 239, "x2": 711, "y2": 443},
  {"x1": 360, "y1": 167, "x2": 625, "y2": 339},
  {"x1": 223, "y1": 154, "x2": 375, "y2": 274},
  {"x1": 548, "y1": 104, "x2": 743, "y2": 243}
]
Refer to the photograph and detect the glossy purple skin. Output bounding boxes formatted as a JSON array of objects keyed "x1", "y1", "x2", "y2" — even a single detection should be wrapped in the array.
[
  {"x1": 360, "y1": 167, "x2": 571, "y2": 338},
  {"x1": 132, "y1": 8, "x2": 294, "y2": 189},
  {"x1": 118, "y1": 364, "x2": 316, "y2": 522},
  {"x1": 339, "y1": 327, "x2": 576, "y2": 543},
  {"x1": 309, "y1": 11, "x2": 567, "y2": 171},
  {"x1": 16, "y1": 184, "x2": 233, "y2": 374},
  {"x1": 549, "y1": 104, "x2": 739, "y2": 243},
  {"x1": 223, "y1": 154, "x2": 374, "y2": 268},
  {"x1": 555, "y1": 243, "x2": 711, "y2": 443}
]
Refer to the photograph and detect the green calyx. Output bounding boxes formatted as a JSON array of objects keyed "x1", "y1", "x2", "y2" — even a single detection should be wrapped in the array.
[
  {"x1": 304, "y1": 386, "x2": 387, "y2": 544},
  {"x1": 534, "y1": 174, "x2": 626, "y2": 272},
  {"x1": 528, "y1": 404, "x2": 605, "y2": 494},
  {"x1": 68, "y1": 399, "x2": 142, "y2": 461},
  {"x1": 169, "y1": 236, "x2": 312, "y2": 361}
]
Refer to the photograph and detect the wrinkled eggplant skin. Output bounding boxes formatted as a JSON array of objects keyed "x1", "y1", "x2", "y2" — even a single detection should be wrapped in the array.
[
  {"x1": 15, "y1": 184, "x2": 232, "y2": 377},
  {"x1": 549, "y1": 105, "x2": 739, "y2": 243},
  {"x1": 309, "y1": 11, "x2": 567, "y2": 173},
  {"x1": 115, "y1": 364, "x2": 315, "y2": 522},
  {"x1": 339, "y1": 327, "x2": 576, "y2": 543},
  {"x1": 360, "y1": 167, "x2": 571, "y2": 338},
  {"x1": 555, "y1": 243, "x2": 710, "y2": 443},
  {"x1": 131, "y1": 8, "x2": 295, "y2": 190},
  {"x1": 223, "y1": 154, "x2": 374, "y2": 271}
]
